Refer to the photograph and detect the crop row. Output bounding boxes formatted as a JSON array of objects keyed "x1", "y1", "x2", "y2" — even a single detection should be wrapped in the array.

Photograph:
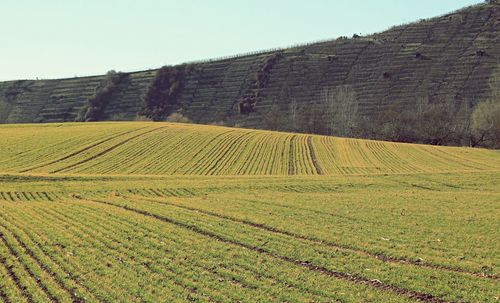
[
  {"x1": 0, "y1": 192, "x2": 59, "y2": 202},
  {"x1": 0, "y1": 169, "x2": 498, "y2": 301},
  {"x1": 0, "y1": 199, "x2": 412, "y2": 303},
  {"x1": 0, "y1": 123, "x2": 142, "y2": 173},
  {"x1": 87, "y1": 193, "x2": 497, "y2": 302},
  {"x1": 128, "y1": 187, "x2": 499, "y2": 275},
  {"x1": 0, "y1": 123, "x2": 499, "y2": 176}
]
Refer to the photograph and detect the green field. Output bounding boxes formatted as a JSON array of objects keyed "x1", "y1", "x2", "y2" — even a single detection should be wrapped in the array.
[{"x1": 0, "y1": 122, "x2": 499, "y2": 302}]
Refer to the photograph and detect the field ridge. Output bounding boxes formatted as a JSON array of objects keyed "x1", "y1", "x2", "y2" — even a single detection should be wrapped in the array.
[{"x1": 0, "y1": 122, "x2": 498, "y2": 176}]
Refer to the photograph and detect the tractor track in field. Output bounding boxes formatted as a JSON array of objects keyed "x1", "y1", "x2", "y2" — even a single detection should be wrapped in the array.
[
  {"x1": 132, "y1": 195, "x2": 499, "y2": 281},
  {"x1": 53, "y1": 204, "x2": 335, "y2": 303},
  {"x1": 66, "y1": 205, "x2": 336, "y2": 302},
  {"x1": 306, "y1": 136, "x2": 323, "y2": 175},
  {"x1": 51, "y1": 126, "x2": 167, "y2": 173},
  {"x1": 52, "y1": 202, "x2": 329, "y2": 303},
  {"x1": 288, "y1": 135, "x2": 296, "y2": 175},
  {"x1": 18, "y1": 127, "x2": 150, "y2": 173},
  {"x1": 86, "y1": 197, "x2": 453, "y2": 303},
  {"x1": 4, "y1": 123, "x2": 500, "y2": 176},
  {"x1": 36, "y1": 206, "x2": 221, "y2": 303}
]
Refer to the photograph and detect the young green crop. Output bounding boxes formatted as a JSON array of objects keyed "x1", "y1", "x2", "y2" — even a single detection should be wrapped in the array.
[
  {"x1": 0, "y1": 122, "x2": 498, "y2": 176},
  {"x1": 0, "y1": 122, "x2": 498, "y2": 302}
]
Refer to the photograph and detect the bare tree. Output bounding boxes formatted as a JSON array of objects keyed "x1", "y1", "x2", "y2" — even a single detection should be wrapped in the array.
[
  {"x1": 470, "y1": 64, "x2": 500, "y2": 147},
  {"x1": 372, "y1": 96, "x2": 466, "y2": 145},
  {"x1": 471, "y1": 101, "x2": 500, "y2": 147},
  {"x1": 454, "y1": 101, "x2": 474, "y2": 146},
  {"x1": 264, "y1": 101, "x2": 281, "y2": 131},
  {"x1": 322, "y1": 85, "x2": 358, "y2": 136},
  {"x1": 299, "y1": 100, "x2": 326, "y2": 134},
  {"x1": 414, "y1": 96, "x2": 429, "y2": 117},
  {"x1": 289, "y1": 97, "x2": 298, "y2": 132},
  {"x1": 322, "y1": 87, "x2": 336, "y2": 135}
]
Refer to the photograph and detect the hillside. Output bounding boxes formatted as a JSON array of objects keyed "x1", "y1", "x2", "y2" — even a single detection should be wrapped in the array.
[
  {"x1": 0, "y1": 122, "x2": 498, "y2": 176},
  {"x1": 0, "y1": 2, "x2": 499, "y2": 142}
]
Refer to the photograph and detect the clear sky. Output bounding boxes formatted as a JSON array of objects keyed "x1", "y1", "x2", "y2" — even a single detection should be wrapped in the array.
[{"x1": 0, "y1": 0, "x2": 483, "y2": 81}]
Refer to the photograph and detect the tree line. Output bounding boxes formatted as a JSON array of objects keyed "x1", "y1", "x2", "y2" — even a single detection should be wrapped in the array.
[{"x1": 264, "y1": 73, "x2": 500, "y2": 149}]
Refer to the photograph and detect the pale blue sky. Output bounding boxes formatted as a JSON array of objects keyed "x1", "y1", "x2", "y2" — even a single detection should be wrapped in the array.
[{"x1": 0, "y1": 0, "x2": 482, "y2": 81}]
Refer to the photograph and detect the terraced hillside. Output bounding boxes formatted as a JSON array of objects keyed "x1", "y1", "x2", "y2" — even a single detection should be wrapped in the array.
[
  {"x1": 1, "y1": 2, "x2": 499, "y2": 138},
  {"x1": 0, "y1": 122, "x2": 499, "y2": 176},
  {"x1": 0, "y1": 122, "x2": 499, "y2": 302}
]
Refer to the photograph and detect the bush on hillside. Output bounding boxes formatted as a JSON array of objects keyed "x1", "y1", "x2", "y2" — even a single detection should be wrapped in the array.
[
  {"x1": 76, "y1": 71, "x2": 129, "y2": 122},
  {"x1": 142, "y1": 64, "x2": 190, "y2": 121}
]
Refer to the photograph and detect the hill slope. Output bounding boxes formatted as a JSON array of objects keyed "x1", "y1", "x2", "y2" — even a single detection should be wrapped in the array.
[
  {"x1": 0, "y1": 122, "x2": 498, "y2": 176},
  {"x1": 0, "y1": 2, "x2": 499, "y2": 138}
]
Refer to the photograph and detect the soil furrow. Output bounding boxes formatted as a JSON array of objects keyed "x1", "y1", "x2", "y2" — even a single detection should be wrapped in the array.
[
  {"x1": 38, "y1": 206, "x2": 221, "y2": 303},
  {"x1": 0, "y1": 213, "x2": 96, "y2": 302},
  {"x1": 306, "y1": 136, "x2": 323, "y2": 175}
]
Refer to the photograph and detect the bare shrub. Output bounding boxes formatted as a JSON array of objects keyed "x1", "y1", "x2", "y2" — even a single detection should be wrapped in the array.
[
  {"x1": 166, "y1": 112, "x2": 190, "y2": 123},
  {"x1": 370, "y1": 96, "x2": 474, "y2": 146}
]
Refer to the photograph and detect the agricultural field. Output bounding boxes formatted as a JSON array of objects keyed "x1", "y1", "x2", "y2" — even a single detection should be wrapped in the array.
[
  {"x1": 1, "y1": 122, "x2": 499, "y2": 176},
  {"x1": 0, "y1": 122, "x2": 499, "y2": 302}
]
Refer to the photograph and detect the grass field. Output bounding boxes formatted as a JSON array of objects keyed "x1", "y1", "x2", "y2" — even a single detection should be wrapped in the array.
[{"x1": 0, "y1": 122, "x2": 499, "y2": 302}]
